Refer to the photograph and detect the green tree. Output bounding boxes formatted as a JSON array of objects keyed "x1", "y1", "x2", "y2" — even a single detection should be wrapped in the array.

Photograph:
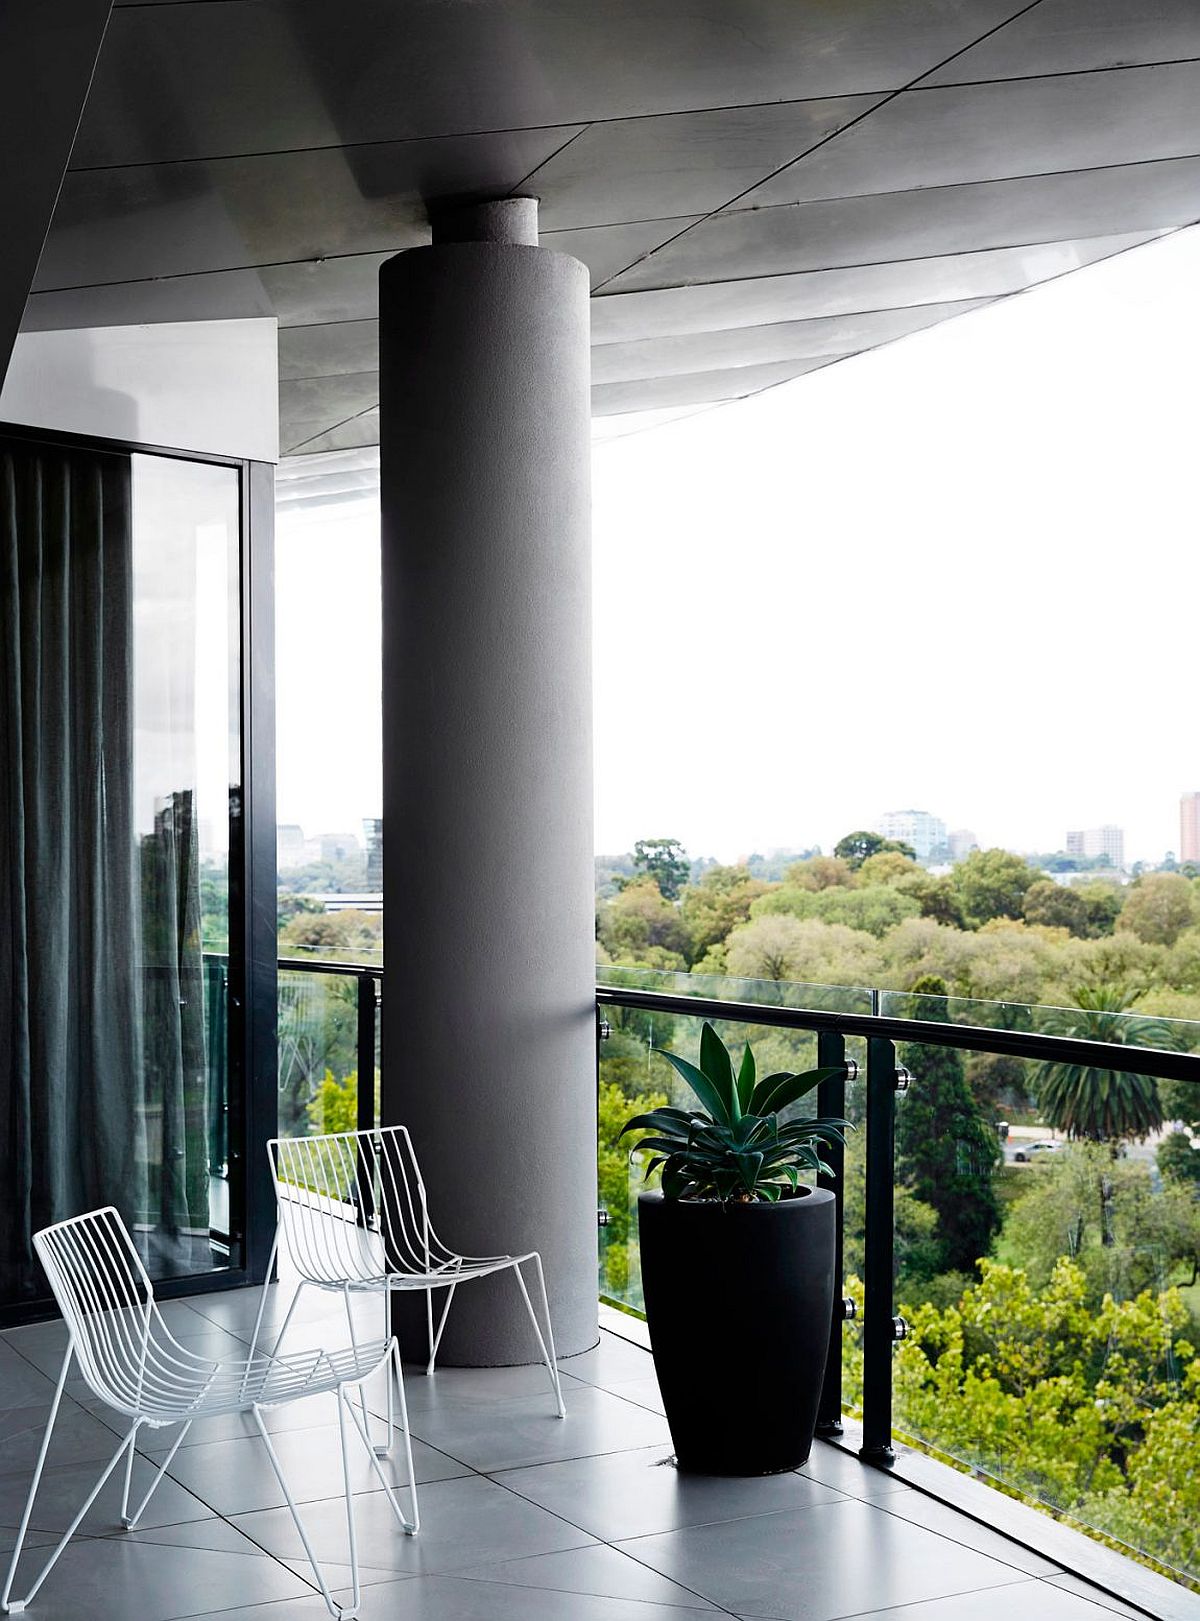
[
  {"x1": 1023, "y1": 879, "x2": 1090, "y2": 937},
  {"x1": 1076, "y1": 880, "x2": 1124, "y2": 937},
  {"x1": 834, "y1": 830, "x2": 916, "y2": 869},
  {"x1": 951, "y1": 848, "x2": 1040, "y2": 927},
  {"x1": 1118, "y1": 872, "x2": 1199, "y2": 948},
  {"x1": 679, "y1": 864, "x2": 770, "y2": 963},
  {"x1": 894, "y1": 871, "x2": 967, "y2": 928},
  {"x1": 783, "y1": 854, "x2": 855, "y2": 891},
  {"x1": 897, "y1": 976, "x2": 1003, "y2": 1274},
  {"x1": 858, "y1": 850, "x2": 920, "y2": 887},
  {"x1": 598, "y1": 1076, "x2": 667, "y2": 1299},
  {"x1": 1158, "y1": 1131, "x2": 1200, "y2": 1190},
  {"x1": 597, "y1": 878, "x2": 690, "y2": 967},
  {"x1": 1033, "y1": 984, "x2": 1175, "y2": 1142},
  {"x1": 632, "y1": 837, "x2": 690, "y2": 901}
]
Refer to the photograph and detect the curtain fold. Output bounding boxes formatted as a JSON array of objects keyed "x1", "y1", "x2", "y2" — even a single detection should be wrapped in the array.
[{"x1": 0, "y1": 440, "x2": 142, "y2": 1302}]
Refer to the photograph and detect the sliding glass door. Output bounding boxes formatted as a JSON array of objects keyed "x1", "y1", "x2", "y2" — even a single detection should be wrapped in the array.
[{"x1": 0, "y1": 433, "x2": 251, "y2": 1311}]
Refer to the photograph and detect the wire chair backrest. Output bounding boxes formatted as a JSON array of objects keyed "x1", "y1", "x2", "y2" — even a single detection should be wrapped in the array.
[
  {"x1": 33, "y1": 1207, "x2": 169, "y2": 1414},
  {"x1": 270, "y1": 1126, "x2": 452, "y2": 1285}
]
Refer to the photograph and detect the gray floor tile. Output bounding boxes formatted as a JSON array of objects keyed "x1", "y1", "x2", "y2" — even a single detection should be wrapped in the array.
[
  {"x1": 1, "y1": 1530, "x2": 314, "y2": 1620},
  {"x1": 454, "y1": 1542, "x2": 720, "y2": 1609},
  {"x1": 403, "y1": 1379, "x2": 670, "y2": 1472},
  {"x1": 151, "y1": 1420, "x2": 468, "y2": 1514},
  {"x1": 602, "y1": 1377, "x2": 666, "y2": 1415},
  {"x1": 835, "y1": 1576, "x2": 1138, "y2": 1619},
  {"x1": 175, "y1": 1573, "x2": 718, "y2": 1621},
  {"x1": 1043, "y1": 1573, "x2": 1160, "y2": 1619},
  {"x1": 230, "y1": 1472, "x2": 595, "y2": 1577},
  {"x1": 99, "y1": 1516, "x2": 272, "y2": 1557},
  {"x1": 12, "y1": 1323, "x2": 251, "y2": 1381},
  {"x1": 495, "y1": 1444, "x2": 844, "y2": 1543},
  {"x1": 0, "y1": 1396, "x2": 131, "y2": 1481},
  {"x1": 343, "y1": 1573, "x2": 731, "y2": 1620},
  {"x1": 615, "y1": 1496, "x2": 1031, "y2": 1620},
  {"x1": 876, "y1": 1488, "x2": 1064, "y2": 1576},
  {"x1": 0, "y1": 1450, "x2": 217, "y2": 1536},
  {"x1": 0, "y1": 1339, "x2": 60, "y2": 1412},
  {"x1": 799, "y1": 1441, "x2": 914, "y2": 1501},
  {"x1": 560, "y1": 1336, "x2": 657, "y2": 1390}
]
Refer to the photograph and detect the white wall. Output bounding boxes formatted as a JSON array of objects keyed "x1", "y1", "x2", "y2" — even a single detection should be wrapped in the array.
[{"x1": 0, "y1": 318, "x2": 278, "y2": 462}]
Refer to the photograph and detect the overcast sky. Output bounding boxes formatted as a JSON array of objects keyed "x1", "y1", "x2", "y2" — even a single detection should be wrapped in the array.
[{"x1": 277, "y1": 223, "x2": 1200, "y2": 866}]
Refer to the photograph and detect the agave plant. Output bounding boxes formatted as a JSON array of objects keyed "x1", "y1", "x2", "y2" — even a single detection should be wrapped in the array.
[{"x1": 618, "y1": 1022, "x2": 847, "y2": 1202}]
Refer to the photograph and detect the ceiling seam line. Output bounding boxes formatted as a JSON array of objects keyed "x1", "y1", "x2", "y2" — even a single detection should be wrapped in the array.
[
  {"x1": 588, "y1": 221, "x2": 1193, "y2": 297},
  {"x1": 589, "y1": 0, "x2": 1051, "y2": 293},
  {"x1": 36, "y1": 214, "x2": 1175, "y2": 304},
  {"x1": 284, "y1": 403, "x2": 380, "y2": 456},
  {"x1": 904, "y1": 53, "x2": 1200, "y2": 94},
  {"x1": 37, "y1": 138, "x2": 1200, "y2": 299},
  {"x1": 506, "y1": 124, "x2": 593, "y2": 198}
]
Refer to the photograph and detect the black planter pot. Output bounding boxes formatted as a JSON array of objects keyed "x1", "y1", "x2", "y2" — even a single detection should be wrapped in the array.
[{"x1": 637, "y1": 1186, "x2": 836, "y2": 1475}]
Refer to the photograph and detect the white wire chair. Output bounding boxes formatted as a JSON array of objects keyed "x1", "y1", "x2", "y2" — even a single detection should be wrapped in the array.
[
  {"x1": 1, "y1": 1207, "x2": 416, "y2": 1620},
  {"x1": 248, "y1": 1125, "x2": 565, "y2": 1455}
]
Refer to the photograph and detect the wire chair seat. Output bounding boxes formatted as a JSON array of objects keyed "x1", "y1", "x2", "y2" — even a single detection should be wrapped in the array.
[
  {"x1": 2, "y1": 1208, "x2": 415, "y2": 1620},
  {"x1": 250, "y1": 1125, "x2": 566, "y2": 1462}
]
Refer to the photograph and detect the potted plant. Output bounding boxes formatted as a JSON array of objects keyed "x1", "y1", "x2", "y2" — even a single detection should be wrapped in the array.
[{"x1": 620, "y1": 1021, "x2": 846, "y2": 1474}]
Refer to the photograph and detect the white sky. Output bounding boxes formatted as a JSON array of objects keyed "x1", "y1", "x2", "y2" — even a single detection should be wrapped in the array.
[{"x1": 277, "y1": 224, "x2": 1200, "y2": 866}]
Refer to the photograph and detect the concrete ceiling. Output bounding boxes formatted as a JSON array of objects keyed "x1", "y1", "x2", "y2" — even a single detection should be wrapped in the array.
[{"x1": 19, "y1": 0, "x2": 1200, "y2": 454}]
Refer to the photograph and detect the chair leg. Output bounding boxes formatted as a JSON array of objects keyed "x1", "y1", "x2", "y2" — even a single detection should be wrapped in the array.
[
  {"x1": 426, "y1": 1279, "x2": 458, "y2": 1376},
  {"x1": 122, "y1": 1421, "x2": 192, "y2": 1529},
  {"x1": 335, "y1": 1390, "x2": 361, "y2": 1620},
  {"x1": 244, "y1": 1228, "x2": 280, "y2": 1364},
  {"x1": 342, "y1": 1345, "x2": 419, "y2": 1535},
  {"x1": 342, "y1": 1287, "x2": 385, "y2": 1456},
  {"x1": 2, "y1": 1357, "x2": 141, "y2": 1618},
  {"x1": 512, "y1": 1256, "x2": 566, "y2": 1418},
  {"x1": 251, "y1": 1405, "x2": 355, "y2": 1621}
]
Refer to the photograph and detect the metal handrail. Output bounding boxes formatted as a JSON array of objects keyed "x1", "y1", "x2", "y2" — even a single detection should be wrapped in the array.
[{"x1": 595, "y1": 984, "x2": 1200, "y2": 1085}]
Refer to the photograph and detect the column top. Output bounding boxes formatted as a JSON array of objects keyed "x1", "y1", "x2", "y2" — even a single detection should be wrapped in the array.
[{"x1": 431, "y1": 197, "x2": 539, "y2": 247}]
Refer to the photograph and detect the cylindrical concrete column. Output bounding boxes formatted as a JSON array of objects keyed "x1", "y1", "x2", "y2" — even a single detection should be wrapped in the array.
[{"x1": 379, "y1": 198, "x2": 596, "y2": 1364}]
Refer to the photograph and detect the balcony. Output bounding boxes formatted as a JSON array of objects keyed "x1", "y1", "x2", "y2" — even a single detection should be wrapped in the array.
[
  {"x1": 1, "y1": 1283, "x2": 1183, "y2": 1621},
  {"x1": 197, "y1": 954, "x2": 1198, "y2": 1621}
]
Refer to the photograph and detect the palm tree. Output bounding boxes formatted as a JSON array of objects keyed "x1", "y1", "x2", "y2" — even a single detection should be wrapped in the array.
[{"x1": 1033, "y1": 983, "x2": 1179, "y2": 1142}]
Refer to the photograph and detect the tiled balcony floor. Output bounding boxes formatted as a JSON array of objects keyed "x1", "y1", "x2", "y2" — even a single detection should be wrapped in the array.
[{"x1": 0, "y1": 1285, "x2": 1171, "y2": 1621}]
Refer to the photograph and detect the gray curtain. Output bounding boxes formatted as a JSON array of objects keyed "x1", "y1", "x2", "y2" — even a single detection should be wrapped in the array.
[{"x1": 0, "y1": 438, "x2": 142, "y2": 1303}]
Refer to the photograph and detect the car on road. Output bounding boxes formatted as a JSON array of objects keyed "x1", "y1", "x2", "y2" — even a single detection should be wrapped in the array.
[{"x1": 1013, "y1": 1140, "x2": 1063, "y2": 1163}]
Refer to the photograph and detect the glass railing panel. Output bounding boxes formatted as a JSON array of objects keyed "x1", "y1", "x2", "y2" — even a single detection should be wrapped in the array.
[
  {"x1": 277, "y1": 968, "x2": 362, "y2": 1140},
  {"x1": 597, "y1": 962, "x2": 873, "y2": 1016},
  {"x1": 884, "y1": 1028, "x2": 1200, "y2": 1589},
  {"x1": 598, "y1": 1001, "x2": 859, "y2": 1316}
]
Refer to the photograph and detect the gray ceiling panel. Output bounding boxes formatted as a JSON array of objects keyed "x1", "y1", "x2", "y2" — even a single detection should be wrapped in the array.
[
  {"x1": 280, "y1": 370, "x2": 379, "y2": 452},
  {"x1": 751, "y1": 62, "x2": 1200, "y2": 207},
  {"x1": 38, "y1": 127, "x2": 580, "y2": 290},
  {"x1": 528, "y1": 97, "x2": 884, "y2": 232},
  {"x1": 21, "y1": 269, "x2": 274, "y2": 332},
  {"x1": 73, "y1": 0, "x2": 1019, "y2": 167},
  {"x1": 922, "y1": 0, "x2": 1200, "y2": 85},
  {"x1": 289, "y1": 408, "x2": 381, "y2": 456},
  {"x1": 590, "y1": 299, "x2": 992, "y2": 384},
  {"x1": 606, "y1": 159, "x2": 1200, "y2": 292},
  {"x1": 279, "y1": 321, "x2": 379, "y2": 382},
  {"x1": 541, "y1": 219, "x2": 705, "y2": 287},
  {"x1": 593, "y1": 357, "x2": 834, "y2": 416},
  {"x1": 590, "y1": 232, "x2": 1164, "y2": 345}
]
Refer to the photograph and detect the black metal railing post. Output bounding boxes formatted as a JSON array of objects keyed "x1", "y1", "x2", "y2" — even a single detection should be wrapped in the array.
[
  {"x1": 356, "y1": 971, "x2": 378, "y2": 1136},
  {"x1": 356, "y1": 971, "x2": 378, "y2": 1226},
  {"x1": 861, "y1": 1034, "x2": 897, "y2": 1464},
  {"x1": 815, "y1": 1029, "x2": 847, "y2": 1437}
]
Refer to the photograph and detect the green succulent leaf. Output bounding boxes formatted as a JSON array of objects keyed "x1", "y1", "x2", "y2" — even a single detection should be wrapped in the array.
[
  {"x1": 700, "y1": 1022, "x2": 739, "y2": 1122},
  {"x1": 657, "y1": 1048, "x2": 730, "y2": 1125},
  {"x1": 735, "y1": 1042, "x2": 756, "y2": 1114},
  {"x1": 750, "y1": 1066, "x2": 843, "y2": 1117}
]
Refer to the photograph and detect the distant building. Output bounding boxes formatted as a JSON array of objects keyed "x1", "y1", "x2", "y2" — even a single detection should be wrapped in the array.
[
  {"x1": 947, "y1": 828, "x2": 978, "y2": 862},
  {"x1": 875, "y1": 809, "x2": 947, "y2": 865},
  {"x1": 277, "y1": 823, "x2": 307, "y2": 870},
  {"x1": 1065, "y1": 825, "x2": 1125, "y2": 870},
  {"x1": 364, "y1": 817, "x2": 383, "y2": 889},
  {"x1": 1182, "y1": 793, "x2": 1200, "y2": 864},
  {"x1": 314, "y1": 831, "x2": 361, "y2": 864}
]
